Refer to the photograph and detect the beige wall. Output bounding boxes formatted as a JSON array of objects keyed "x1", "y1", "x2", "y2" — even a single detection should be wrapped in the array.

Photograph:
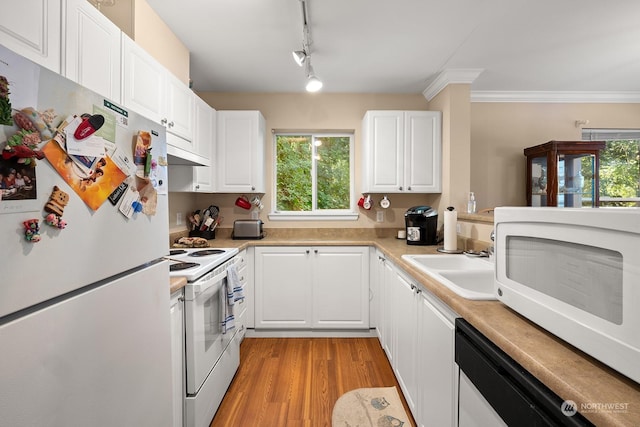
[
  {"x1": 470, "y1": 102, "x2": 640, "y2": 209},
  {"x1": 133, "y1": 0, "x2": 190, "y2": 84},
  {"x1": 97, "y1": 0, "x2": 190, "y2": 84},
  {"x1": 429, "y1": 84, "x2": 472, "y2": 214},
  {"x1": 179, "y1": 92, "x2": 440, "y2": 231}
]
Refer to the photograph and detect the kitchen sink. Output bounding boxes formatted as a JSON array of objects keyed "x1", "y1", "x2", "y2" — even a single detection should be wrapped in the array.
[{"x1": 401, "y1": 254, "x2": 497, "y2": 300}]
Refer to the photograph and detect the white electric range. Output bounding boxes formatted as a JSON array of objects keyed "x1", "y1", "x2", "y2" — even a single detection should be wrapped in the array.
[
  {"x1": 167, "y1": 246, "x2": 241, "y2": 427},
  {"x1": 168, "y1": 247, "x2": 239, "y2": 282}
]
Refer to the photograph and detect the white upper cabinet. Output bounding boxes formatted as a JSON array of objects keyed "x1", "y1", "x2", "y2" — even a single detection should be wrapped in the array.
[
  {"x1": 63, "y1": 0, "x2": 121, "y2": 102},
  {"x1": 122, "y1": 35, "x2": 207, "y2": 165},
  {"x1": 216, "y1": 110, "x2": 265, "y2": 193},
  {"x1": 168, "y1": 95, "x2": 216, "y2": 192},
  {"x1": 362, "y1": 110, "x2": 442, "y2": 193},
  {"x1": 122, "y1": 35, "x2": 193, "y2": 141},
  {"x1": 121, "y1": 34, "x2": 165, "y2": 122},
  {"x1": 164, "y1": 71, "x2": 193, "y2": 142},
  {"x1": 0, "y1": 0, "x2": 61, "y2": 73},
  {"x1": 191, "y1": 96, "x2": 216, "y2": 191}
]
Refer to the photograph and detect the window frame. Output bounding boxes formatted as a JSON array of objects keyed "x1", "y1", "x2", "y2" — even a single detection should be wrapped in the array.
[
  {"x1": 582, "y1": 128, "x2": 640, "y2": 207},
  {"x1": 269, "y1": 131, "x2": 358, "y2": 221}
]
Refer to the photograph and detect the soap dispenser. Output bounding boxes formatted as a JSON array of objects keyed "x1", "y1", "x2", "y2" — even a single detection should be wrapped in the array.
[{"x1": 467, "y1": 192, "x2": 477, "y2": 214}]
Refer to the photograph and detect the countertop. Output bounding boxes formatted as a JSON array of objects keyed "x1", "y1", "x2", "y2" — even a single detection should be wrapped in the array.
[{"x1": 170, "y1": 232, "x2": 640, "y2": 426}]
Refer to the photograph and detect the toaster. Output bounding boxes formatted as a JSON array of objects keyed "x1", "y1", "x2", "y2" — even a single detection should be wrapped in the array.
[{"x1": 232, "y1": 219, "x2": 264, "y2": 239}]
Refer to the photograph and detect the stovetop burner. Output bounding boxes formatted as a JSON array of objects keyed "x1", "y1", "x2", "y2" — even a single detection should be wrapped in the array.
[
  {"x1": 169, "y1": 262, "x2": 200, "y2": 271},
  {"x1": 170, "y1": 249, "x2": 187, "y2": 256},
  {"x1": 189, "y1": 249, "x2": 226, "y2": 257}
]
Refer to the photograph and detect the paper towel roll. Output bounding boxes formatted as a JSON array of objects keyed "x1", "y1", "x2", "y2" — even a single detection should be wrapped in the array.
[{"x1": 443, "y1": 208, "x2": 457, "y2": 251}]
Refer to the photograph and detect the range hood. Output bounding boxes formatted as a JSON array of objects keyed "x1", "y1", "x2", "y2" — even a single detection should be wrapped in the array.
[{"x1": 166, "y1": 134, "x2": 210, "y2": 167}]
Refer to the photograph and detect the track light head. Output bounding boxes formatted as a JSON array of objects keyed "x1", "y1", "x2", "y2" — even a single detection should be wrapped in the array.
[
  {"x1": 292, "y1": 50, "x2": 307, "y2": 67},
  {"x1": 305, "y1": 64, "x2": 323, "y2": 92}
]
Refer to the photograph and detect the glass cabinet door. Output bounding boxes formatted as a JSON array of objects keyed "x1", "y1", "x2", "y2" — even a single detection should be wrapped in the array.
[
  {"x1": 530, "y1": 156, "x2": 547, "y2": 206},
  {"x1": 558, "y1": 153, "x2": 597, "y2": 207}
]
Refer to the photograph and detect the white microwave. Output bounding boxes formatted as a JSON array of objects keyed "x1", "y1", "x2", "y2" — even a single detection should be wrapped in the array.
[{"x1": 494, "y1": 207, "x2": 640, "y2": 384}]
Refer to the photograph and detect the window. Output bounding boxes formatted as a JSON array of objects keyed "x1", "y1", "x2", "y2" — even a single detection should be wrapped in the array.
[
  {"x1": 271, "y1": 132, "x2": 355, "y2": 219},
  {"x1": 582, "y1": 129, "x2": 640, "y2": 207}
]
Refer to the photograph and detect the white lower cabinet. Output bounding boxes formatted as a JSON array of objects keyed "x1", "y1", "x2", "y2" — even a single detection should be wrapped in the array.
[
  {"x1": 170, "y1": 289, "x2": 185, "y2": 427},
  {"x1": 393, "y1": 270, "x2": 419, "y2": 416},
  {"x1": 378, "y1": 257, "x2": 458, "y2": 427},
  {"x1": 255, "y1": 246, "x2": 369, "y2": 330},
  {"x1": 418, "y1": 288, "x2": 457, "y2": 427},
  {"x1": 234, "y1": 249, "x2": 249, "y2": 341}
]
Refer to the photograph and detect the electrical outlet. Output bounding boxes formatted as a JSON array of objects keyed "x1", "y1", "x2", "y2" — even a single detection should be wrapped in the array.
[
  {"x1": 176, "y1": 212, "x2": 183, "y2": 226},
  {"x1": 376, "y1": 211, "x2": 384, "y2": 222}
]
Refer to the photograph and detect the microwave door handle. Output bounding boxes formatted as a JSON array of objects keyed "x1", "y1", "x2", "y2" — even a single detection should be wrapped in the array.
[{"x1": 192, "y1": 270, "x2": 227, "y2": 294}]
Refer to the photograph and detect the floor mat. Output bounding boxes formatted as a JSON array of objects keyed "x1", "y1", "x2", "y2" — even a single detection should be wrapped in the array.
[{"x1": 332, "y1": 386, "x2": 411, "y2": 426}]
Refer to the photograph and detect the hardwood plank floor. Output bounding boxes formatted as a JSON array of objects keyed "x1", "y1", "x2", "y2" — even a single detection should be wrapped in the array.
[{"x1": 210, "y1": 337, "x2": 417, "y2": 427}]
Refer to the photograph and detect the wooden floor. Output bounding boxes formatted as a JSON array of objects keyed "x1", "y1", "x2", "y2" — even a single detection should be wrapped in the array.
[{"x1": 210, "y1": 337, "x2": 416, "y2": 427}]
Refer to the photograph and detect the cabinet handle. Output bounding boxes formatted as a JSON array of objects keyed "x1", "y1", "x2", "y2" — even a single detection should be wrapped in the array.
[
  {"x1": 251, "y1": 186, "x2": 256, "y2": 191},
  {"x1": 161, "y1": 118, "x2": 168, "y2": 125},
  {"x1": 416, "y1": 288, "x2": 422, "y2": 295},
  {"x1": 178, "y1": 296, "x2": 184, "y2": 302},
  {"x1": 168, "y1": 121, "x2": 175, "y2": 128},
  {"x1": 314, "y1": 249, "x2": 318, "y2": 254},
  {"x1": 410, "y1": 284, "x2": 416, "y2": 291},
  {"x1": 399, "y1": 186, "x2": 403, "y2": 191},
  {"x1": 306, "y1": 250, "x2": 310, "y2": 254},
  {"x1": 408, "y1": 186, "x2": 412, "y2": 191},
  {"x1": 195, "y1": 184, "x2": 200, "y2": 190}
]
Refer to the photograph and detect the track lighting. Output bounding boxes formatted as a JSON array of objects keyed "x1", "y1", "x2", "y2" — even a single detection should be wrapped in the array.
[{"x1": 293, "y1": 0, "x2": 323, "y2": 92}]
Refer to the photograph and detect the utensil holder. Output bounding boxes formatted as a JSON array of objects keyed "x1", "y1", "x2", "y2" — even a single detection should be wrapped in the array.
[{"x1": 189, "y1": 229, "x2": 215, "y2": 240}]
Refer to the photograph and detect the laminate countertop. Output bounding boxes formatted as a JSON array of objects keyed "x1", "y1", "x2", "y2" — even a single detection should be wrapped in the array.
[{"x1": 170, "y1": 233, "x2": 640, "y2": 426}]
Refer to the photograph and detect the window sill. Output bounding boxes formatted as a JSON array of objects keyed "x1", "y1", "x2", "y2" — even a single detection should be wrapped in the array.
[{"x1": 268, "y1": 212, "x2": 360, "y2": 221}]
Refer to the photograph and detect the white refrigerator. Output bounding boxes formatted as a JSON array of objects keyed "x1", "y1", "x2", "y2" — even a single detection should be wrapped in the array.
[{"x1": 0, "y1": 45, "x2": 173, "y2": 426}]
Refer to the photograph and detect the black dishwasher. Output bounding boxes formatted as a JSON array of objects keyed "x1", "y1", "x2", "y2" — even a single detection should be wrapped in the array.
[{"x1": 455, "y1": 318, "x2": 594, "y2": 427}]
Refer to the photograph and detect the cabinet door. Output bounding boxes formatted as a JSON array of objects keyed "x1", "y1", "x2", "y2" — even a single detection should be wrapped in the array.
[
  {"x1": 165, "y1": 72, "x2": 193, "y2": 142},
  {"x1": 392, "y1": 271, "x2": 419, "y2": 417},
  {"x1": 404, "y1": 111, "x2": 442, "y2": 193},
  {"x1": 192, "y1": 96, "x2": 215, "y2": 191},
  {"x1": 121, "y1": 35, "x2": 164, "y2": 123},
  {"x1": 170, "y1": 290, "x2": 185, "y2": 427},
  {"x1": 312, "y1": 246, "x2": 369, "y2": 329},
  {"x1": 217, "y1": 110, "x2": 265, "y2": 193},
  {"x1": 254, "y1": 247, "x2": 312, "y2": 328},
  {"x1": 381, "y1": 258, "x2": 395, "y2": 361},
  {"x1": 0, "y1": 0, "x2": 61, "y2": 73},
  {"x1": 362, "y1": 111, "x2": 404, "y2": 193},
  {"x1": 64, "y1": 0, "x2": 121, "y2": 102},
  {"x1": 417, "y1": 292, "x2": 456, "y2": 427}
]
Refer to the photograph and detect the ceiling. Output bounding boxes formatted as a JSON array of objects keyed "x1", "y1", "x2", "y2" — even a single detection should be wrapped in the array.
[{"x1": 145, "y1": 0, "x2": 640, "y2": 97}]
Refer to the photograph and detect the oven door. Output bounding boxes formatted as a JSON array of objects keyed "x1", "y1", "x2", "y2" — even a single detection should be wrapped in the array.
[{"x1": 184, "y1": 269, "x2": 227, "y2": 395}]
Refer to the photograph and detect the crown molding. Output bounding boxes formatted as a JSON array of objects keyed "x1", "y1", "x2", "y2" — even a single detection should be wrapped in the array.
[
  {"x1": 422, "y1": 69, "x2": 484, "y2": 101},
  {"x1": 470, "y1": 91, "x2": 640, "y2": 103}
]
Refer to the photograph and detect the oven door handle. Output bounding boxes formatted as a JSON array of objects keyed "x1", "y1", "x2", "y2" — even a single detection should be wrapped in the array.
[{"x1": 191, "y1": 270, "x2": 227, "y2": 295}]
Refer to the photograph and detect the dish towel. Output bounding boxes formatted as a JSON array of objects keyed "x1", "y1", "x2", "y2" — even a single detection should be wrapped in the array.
[
  {"x1": 226, "y1": 263, "x2": 245, "y2": 303},
  {"x1": 221, "y1": 264, "x2": 245, "y2": 334},
  {"x1": 221, "y1": 276, "x2": 235, "y2": 335}
]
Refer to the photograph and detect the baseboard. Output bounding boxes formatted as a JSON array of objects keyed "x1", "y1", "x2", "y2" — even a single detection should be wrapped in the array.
[{"x1": 245, "y1": 328, "x2": 378, "y2": 338}]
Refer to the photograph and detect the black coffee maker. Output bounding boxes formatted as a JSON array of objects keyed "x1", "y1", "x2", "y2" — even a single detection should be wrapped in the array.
[{"x1": 404, "y1": 206, "x2": 438, "y2": 245}]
